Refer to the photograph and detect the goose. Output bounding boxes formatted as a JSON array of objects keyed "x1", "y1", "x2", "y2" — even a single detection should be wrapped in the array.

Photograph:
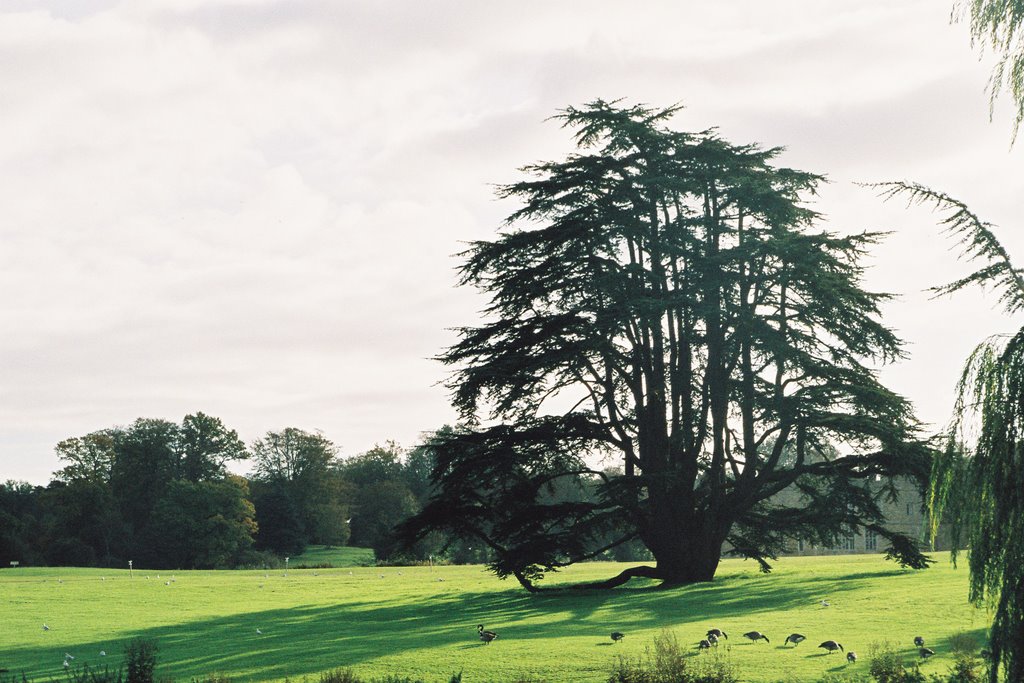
[
  {"x1": 477, "y1": 625, "x2": 498, "y2": 643},
  {"x1": 707, "y1": 633, "x2": 719, "y2": 645},
  {"x1": 698, "y1": 639, "x2": 711, "y2": 650},
  {"x1": 785, "y1": 633, "x2": 806, "y2": 646},
  {"x1": 914, "y1": 636, "x2": 925, "y2": 648},
  {"x1": 42, "y1": 624, "x2": 49, "y2": 631},
  {"x1": 847, "y1": 651, "x2": 858, "y2": 663},
  {"x1": 743, "y1": 631, "x2": 769, "y2": 644},
  {"x1": 610, "y1": 632, "x2": 625, "y2": 642},
  {"x1": 919, "y1": 647, "x2": 935, "y2": 659},
  {"x1": 819, "y1": 640, "x2": 844, "y2": 654},
  {"x1": 706, "y1": 628, "x2": 728, "y2": 640}
]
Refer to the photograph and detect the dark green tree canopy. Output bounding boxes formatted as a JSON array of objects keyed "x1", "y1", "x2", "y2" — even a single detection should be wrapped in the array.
[{"x1": 401, "y1": 100, "x2": 933, "y2": 590}]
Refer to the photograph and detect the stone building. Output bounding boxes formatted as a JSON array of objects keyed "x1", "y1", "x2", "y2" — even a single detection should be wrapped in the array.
[{"x1": 773, "y1": 476, "x2": 950, "y2": 557}]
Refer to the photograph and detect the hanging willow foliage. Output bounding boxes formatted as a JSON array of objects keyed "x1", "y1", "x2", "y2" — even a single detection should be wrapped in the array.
[{"x1": 877, "y1": 181, "x2": 1024, "y2": 682}]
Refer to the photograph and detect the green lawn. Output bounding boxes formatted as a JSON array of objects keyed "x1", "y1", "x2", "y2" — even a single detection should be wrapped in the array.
[
  {"x1": 289, "y1": 545, "x2": 375, "y2": 568},
  {"x1": 0, "y1": 554, "x2": 989, "y2": 682}
]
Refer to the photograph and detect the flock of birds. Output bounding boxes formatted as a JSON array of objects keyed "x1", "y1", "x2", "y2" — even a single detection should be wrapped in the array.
[{"x1": 474, "y1": 600, "x2": 941, "y2": 669}]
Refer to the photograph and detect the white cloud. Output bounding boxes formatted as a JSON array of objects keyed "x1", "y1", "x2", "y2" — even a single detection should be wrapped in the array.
[{"x1": 0, "y1": 0, "x2": 1021, "y2": 483}]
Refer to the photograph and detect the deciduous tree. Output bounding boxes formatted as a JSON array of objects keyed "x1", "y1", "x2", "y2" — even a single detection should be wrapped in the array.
[{"x1": 877, "y1": 181, "x2": 1024, "y2": 683}]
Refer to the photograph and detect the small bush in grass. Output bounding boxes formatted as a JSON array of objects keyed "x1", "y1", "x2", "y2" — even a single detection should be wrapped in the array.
[
  {"x1": 124, "y1": 639, "x2": 158, "y2": 683},
  {"x1": 867, "y1": 643, "x2": 925, "y2": 683},
  {"x1": 929, "y1": 653, "x2": 984, "y2": 683},
  {"x1": 817, "y1": 674, "x2": 869, "y2": 683},
  {"x1": 318, "y1": 670, "x2": 362, "y2": 683},
  {"x1": 64, "y1": 665, "x2": 124, "y2": 683},
  {"x1": 947, "y1": 633, "x2": 978, "y2": 656},
  {"x1": 607, "y1": 630, "x2": 738, "y2": 683}
]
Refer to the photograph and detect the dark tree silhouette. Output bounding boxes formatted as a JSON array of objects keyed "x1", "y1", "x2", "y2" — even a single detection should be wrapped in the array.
[{"x1": 400, "y1": 100, "x2": 933, "y2": 590}]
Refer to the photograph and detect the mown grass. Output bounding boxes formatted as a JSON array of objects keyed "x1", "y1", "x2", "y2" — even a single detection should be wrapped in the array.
[
  {"x1": 0, "y1": 554, "x2": 989, "y2": 682},
  {"x1": 288, "y1": 546, "x2": 375, "y2": 568}
]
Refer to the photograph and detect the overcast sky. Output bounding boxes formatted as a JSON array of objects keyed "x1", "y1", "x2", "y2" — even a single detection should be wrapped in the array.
[{"x1": 2, "y1": 0, "x2": 1022, "y2": 484}]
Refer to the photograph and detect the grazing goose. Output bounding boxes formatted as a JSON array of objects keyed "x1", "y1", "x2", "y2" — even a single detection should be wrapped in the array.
[
  {"x1": 610, "y1": 631, "x2": 625, "y2": 642},
  {"x1": 698, "y1": 639, "x2": 711, "y2": 650},
  {"x1": 847, "y1": 651, "x2": 858, "y2": 663},
  {"x1": 919, "y1": 647, "x2": 935, "y2": 659},
  {"x1": 477, "y1": 624, "x2": 498, "y2": 644},
  {"x1": 819, "y1": 640, "x2": 844, "y2": 654},
  {"x1": 743, "y1": 631, "x2": 770, "y2": 644},
  {"x1": 707, "y1": 633, "x2": 719, "y2": 645},
  {"x1": 706, "y1": 628, "x2": 728, "y2": 640},
  {"x1": 785, "y1": 633, "x2": 806, "y2": 646},
  {"x1": 914, "y1": 636, "x2": 925, "y2": 647}
]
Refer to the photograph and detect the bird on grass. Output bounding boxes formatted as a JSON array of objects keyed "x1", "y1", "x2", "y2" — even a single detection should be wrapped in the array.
[
  {"x1": 63, "y1": 662, "x2": 69, "y2": 669},
  {"x1": 64, "y1": 654, "x2": 74, "y2": 661},
  {"x1": 819, "y1": 640, "x2": 844, "y2": 654},
  {"x1": 477, "y1": 625, "x2": 498, "y2": 643},
  {"x1": 785, "y1": 633, "x2": 806, "y2": 647},
  {"x1": 819, "y1": 600, "x2": 830, "y2": 607},
  {"x1": 707, "y1": 633, "x2": 719, "y2": 646},
  {"x1": 256, "y1": 628, "x2": 263, "y2": 635},
  {"x1": 743, "y1": 631, "x2": 769, "y2": 644},
  {"x1": 698, "y1": 639, "x2": 711, "y2": 650},
  {"x1": 919, "y1": 647, "x2": 935, "y2": 659},
  {"x1": 42, "y1": 624, "x2": 49, "y2": 631},
  {"x1": 706, "y1": 628, "x2": 728, "y2": 640},
  {"x1": 610, "y1": 632, "x2": 625, "y2": 643},
  {"x1": 99, "y1": 651, "x2": 106, "y2": 657},
  {"x1": 914, "y1": 636, "x2": 925, "y2": 647},
  {"x1": 847, "y1": 651, "x2": 858, "y2": 663}
]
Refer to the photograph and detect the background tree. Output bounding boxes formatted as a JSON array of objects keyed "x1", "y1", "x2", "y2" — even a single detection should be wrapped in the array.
[
  {"x1": 401, "y1": 100, "x2": 932, "y2": 590},
  {"x1": 179, "y1": 412, "x2": 248, "y2": 482},
  {"x1": 252, "y1": 485, "x2": 307, "y2": 555},
  {"x1": 957, "y1": 0, "x2": 1024, "y2": 139},
  {"x1": 51, "y1": 413, "x2": 251, "y2": 568},
  {"x1": 0, "y1": 481, "x2": 45, "y2": 566},
  {"x1": 249, "y1": 428, "x2": 351, "y2": 548},
  {"x1": 53, "y1": 431, "x2": 117, "y2": 483},
  {"x1": 877, "y1": 181, "x2": 1024, "y2": 682},
  {"x1": 147, "y1": 476, "x2": 257, "y2": 569},
  {"x1": 341, "y1": 443, "x2": 422, "y2": 560}
]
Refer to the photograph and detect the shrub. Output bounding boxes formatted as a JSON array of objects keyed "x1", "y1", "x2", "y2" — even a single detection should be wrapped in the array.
[
  {"x1": 868, "y1": 643, "x2": 925, "y2": 683},
  {"x1": 318, "y1": 670, "x2": 362, "y2": 683},
  {"x1": 929, "y1": 652, "x2": 984, "y2": 683},
  {"x1": 64, "y1": 665, "x2": 123, "y2": 683},
  {"x1": 124, "y1": 639, "x2": 158, "y2": 683},
  {"x1": 607, "y1": 630, "x2": 738, "y2": 683}
]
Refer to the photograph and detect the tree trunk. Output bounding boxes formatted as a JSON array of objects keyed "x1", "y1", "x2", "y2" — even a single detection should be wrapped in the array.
[{"x1": 644, "y1": 522, "x2": 726, "y2": 585}]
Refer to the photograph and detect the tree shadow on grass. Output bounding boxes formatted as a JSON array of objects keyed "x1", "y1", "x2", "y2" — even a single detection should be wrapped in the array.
[{"x1": 1, "y1": 567, "x2": 929, "y2": 682}]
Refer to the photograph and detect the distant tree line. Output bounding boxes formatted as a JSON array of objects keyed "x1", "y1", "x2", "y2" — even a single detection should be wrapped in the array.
[{"x1": 0, "y1": 413, "x2": 645, "y2": 570}]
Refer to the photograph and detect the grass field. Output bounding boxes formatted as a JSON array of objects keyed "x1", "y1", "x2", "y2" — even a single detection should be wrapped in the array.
[
  {"x1": 1, "y1": 554, "x2": 990, "y2": 682},
  {"x1": 288, "y1": 546, "x2": 375, "y2": 568}
]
